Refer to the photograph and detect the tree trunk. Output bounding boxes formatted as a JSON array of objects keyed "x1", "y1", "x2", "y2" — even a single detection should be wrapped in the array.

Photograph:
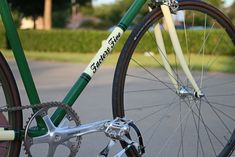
[{"x1": 44, "y1": 0, "x2": 52, "y2": 30}]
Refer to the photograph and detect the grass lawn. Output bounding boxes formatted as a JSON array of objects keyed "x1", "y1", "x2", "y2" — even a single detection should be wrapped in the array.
[{"x1": 1, "y1": 50, "x2": 235, "y2": 73}]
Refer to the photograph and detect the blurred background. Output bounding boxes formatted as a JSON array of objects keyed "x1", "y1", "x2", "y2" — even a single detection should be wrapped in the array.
[
  {"x1": 5, "y1": 0, "x2": 235, "y2": 30},
  {"x1": 0, "y1": 0, "x2": 233, "y2": 60}
]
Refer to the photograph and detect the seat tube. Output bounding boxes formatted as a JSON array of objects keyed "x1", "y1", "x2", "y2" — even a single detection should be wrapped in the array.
[
  {"x1": 0, "y1": 0, "x2": 41, "y2": 105},
  {"x1": 0, "y1": 0, "x2": 45, "y2": 127}
]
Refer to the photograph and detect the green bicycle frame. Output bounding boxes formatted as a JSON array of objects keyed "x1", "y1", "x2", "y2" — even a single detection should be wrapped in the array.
[{"x1": 0, "y1": 0, "x2": 147, "y2": 131}]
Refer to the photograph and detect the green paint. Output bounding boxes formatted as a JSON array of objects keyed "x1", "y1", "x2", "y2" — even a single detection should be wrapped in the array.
[
  {"x1": 0, "y1": 0, "x2": 40, "y2": 105},
  {"x1": 118, "y1": 0, "x2": 147, "y2": 30},
  {"x1": 0, "y1": 0, "x2": 148, "y2": 135},
  {"x1": 0, "y1": 0, "x2": 44, "y2": 127},
  {"x1": 51, "y1": 73, "x2": 91, "y2": 126}
]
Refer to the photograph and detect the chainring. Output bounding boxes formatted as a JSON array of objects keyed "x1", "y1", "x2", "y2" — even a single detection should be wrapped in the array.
[{"x1": 23, "y1": 102, "x2": 81, "y2": 157}]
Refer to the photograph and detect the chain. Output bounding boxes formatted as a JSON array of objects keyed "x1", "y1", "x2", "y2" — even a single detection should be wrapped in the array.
[
  {"x1": 0, "y1": 102, "x2": 72, "y2": 113},
  {"x1": 1, "y1": 104, "x2": 38, "y2": 113}
]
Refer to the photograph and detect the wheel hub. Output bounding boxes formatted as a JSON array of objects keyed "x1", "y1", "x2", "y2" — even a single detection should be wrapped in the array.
[{"x1": 178, "y1": 86, "x2": 204, "y2": 99}]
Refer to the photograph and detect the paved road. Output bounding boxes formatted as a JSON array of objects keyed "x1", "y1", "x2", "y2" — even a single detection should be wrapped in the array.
[
  {"x1": 8, "y1": 60, "x2": 115, "y2": 157},
  {"x1": 6, "y1": 60, "x2": 235, "y2": 157}
]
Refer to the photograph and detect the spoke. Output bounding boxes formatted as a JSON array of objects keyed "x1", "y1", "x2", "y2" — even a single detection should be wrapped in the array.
[
  {"x1": 127, "y1": 74, "x2": 177, "y2": 86},
  {"x1": 177, "y1": 110, "x2": 189, "y2": 157},
  {"x1": 127, "y1": 74, "x2": 159, "y2": 82},
  {"x1": 205, "y1": 32, "x2": 225, "y2": 71},
  {"x1": 202, "y1": 80, "x2": 235, "y2": 90},
  {"x1": 200, "y1": 14, "x2": 207, "y2": 89},
  {"x1": 182, "y1": 99, "x2": 205, "y2": 157},
  {"x1": 156, "y1": 99, "x2": 198, "y2": 157},
  {"x1": 207, "y1": 93, "x2": 235, "y2": 98},
  {"x1": 205, "y1": 101, "x2": 235, "y2": 109},
  {"x1": 186, "y1": 98, "x2": 221, "y2": 156},
  {"x1": 131, "y1": 58, "x2": 176, "y2": 94},
  {"x1": 203, "y1": 97, "x2": 232, "y2": 134},
  {"x1": 144, "y1": 97, "x2": 179, "y2": 147},
  {"x1": 201, "y1": 99, "x2": 235, "y2": 122},
  {"x1": 146, "y1": 49, "x2": 183, "y2": 87},
  {"x1": 125, "y1": 87, "x2": 170, "y2": 93},
  {"x1": 146, "y1": 31, "x2": 184, "y2": 87},
  {"x1": 196, "y1": 22, "x2": 215, "y2": 57},
  {"x1": 126, "y1": 102, "x2": 174, "y2": 112},
  {"x1": 194, "y1": 101, "x2": 216, "y2": 156},
  {"x1": 196, "y1": 101, "x2": 205, "y2": 157},
  {"x1": 189, "y1": 22, "x2": 215, "y2": 72},
  {"x1": 177, "y1": 99, "x2": 185, "y2": 157},
  {"x1": 135, "y1": 102, "x2": 174, "y2": 123}
]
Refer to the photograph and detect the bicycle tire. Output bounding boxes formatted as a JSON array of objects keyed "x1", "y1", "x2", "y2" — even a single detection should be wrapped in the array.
[
  {"x1": 112, "y1": 1, "x2": 235, "y2": 157},
  {"x1": 0, "y1": 52, "x2": 23, "y2": 157}
]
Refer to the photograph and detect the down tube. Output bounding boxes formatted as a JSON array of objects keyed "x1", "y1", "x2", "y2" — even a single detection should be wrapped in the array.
[{"x1": 51, "y1": 0, "x2": 147, "y2": 125}]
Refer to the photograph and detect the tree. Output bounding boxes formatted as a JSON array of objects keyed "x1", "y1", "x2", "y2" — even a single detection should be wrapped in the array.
[
  {"x1": 207, "y1": 0, "x2": 225, "y2": 10},
  {"x1": 9, "y1": 0, "x2": 44, "y2": 28},
  {"x1": 77, "y1": 0, "x2": 91, "y2": 6},
  {"x1": 227, "y1": 2, "x2": 235, "y2": 24},
  {"x1": 93, "y1": 0, "x2": 148, "y2": 29},
  {"x1": 9, "y1": 0, "x2": 92, "y2": 29},
  {"x1": 44, "y1": 0, "x2": 52, "y2": 30}
]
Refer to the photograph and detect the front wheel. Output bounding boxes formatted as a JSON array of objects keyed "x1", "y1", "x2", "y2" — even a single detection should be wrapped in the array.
[{"x1": 112, "y1": 1, "x2": 235, "y2": 157}]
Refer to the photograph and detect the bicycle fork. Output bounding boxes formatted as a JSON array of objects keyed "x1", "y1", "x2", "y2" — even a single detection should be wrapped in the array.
[{"x1": 153, "y1": 3, "x2": 204, "y2": 98}]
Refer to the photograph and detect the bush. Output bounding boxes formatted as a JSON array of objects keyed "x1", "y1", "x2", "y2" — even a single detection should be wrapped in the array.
[{"x1": 0, "y1": 29, "x2": 233, "y2": 55}]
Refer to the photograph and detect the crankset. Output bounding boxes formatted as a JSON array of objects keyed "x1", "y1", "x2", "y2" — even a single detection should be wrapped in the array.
[
  {"x1": 23, "y1": 102, "x2": 144, "y2": 157},
  {"x1": 23, "y1": 102, "x2": 81, "y2": 157}
]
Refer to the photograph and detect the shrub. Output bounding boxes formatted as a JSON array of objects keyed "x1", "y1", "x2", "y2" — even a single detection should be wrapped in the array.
[{"x1": 0, "y1": 29, "x2": 233, "y2": 55}]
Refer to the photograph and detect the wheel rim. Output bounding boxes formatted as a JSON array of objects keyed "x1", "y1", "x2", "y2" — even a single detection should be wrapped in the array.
[{"x1": 113, "y1": 2, "x2": 235, "y2": 157}]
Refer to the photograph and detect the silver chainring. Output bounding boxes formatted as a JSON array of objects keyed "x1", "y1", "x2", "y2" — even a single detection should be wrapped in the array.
[{"x1": 23, "y1": 102, "x2": 81, "y2": 157}]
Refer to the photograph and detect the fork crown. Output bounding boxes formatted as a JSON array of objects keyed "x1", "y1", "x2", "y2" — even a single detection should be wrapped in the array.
[{"x1": 149, "y1": 0, "x2": 179, "y2": 13}]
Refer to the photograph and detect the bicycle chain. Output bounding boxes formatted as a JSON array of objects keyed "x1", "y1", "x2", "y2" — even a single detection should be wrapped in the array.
[
  {"x1": 0, "y1": 102, "x2": 51, "y2": 113},
  {"x1": 0, "y1": 102, "x2": 82, "y2": 157}
]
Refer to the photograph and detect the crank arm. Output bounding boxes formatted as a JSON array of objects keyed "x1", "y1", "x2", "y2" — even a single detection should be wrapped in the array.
[{"x1": 97, "y1": 140, "x2": 116, "y2": 157}]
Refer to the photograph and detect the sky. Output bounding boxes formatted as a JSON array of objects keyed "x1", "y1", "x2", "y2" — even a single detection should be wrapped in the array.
[
  {"x1": 92, "y1": 0, "x2": 115, "y2": 6},
  {"x1": 93, "y1": 0, "x2": 234, "y2": 7},
  {"x1": 224, "y1": 0, "x2": 234, "y2": 7}
]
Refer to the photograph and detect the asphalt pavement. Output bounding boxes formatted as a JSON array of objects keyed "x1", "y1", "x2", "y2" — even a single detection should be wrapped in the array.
[
  {"x1": 8, "y1": 60, "x2": 115, "y2": 157},
  {"x1": 5, "y1": 60, "x2": 235, "y2": 157}
]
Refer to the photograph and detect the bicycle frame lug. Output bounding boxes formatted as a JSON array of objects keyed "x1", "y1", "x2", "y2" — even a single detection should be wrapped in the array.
[{"x1": 150, "y1": 0, "x2": 179, "y2": 13}]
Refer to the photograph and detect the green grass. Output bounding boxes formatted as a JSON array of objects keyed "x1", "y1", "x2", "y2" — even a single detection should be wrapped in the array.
[{"x1": 1, "y1": 50, "x2": 235, "y2": 73}]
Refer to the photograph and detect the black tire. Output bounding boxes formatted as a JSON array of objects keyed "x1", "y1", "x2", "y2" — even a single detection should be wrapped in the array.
[
  {"x1": 113, "y1": 1, "x2": 235, "y2": 157},
  {"x1": 0, "y1": 52, "x2": 23, "y2": 157}
]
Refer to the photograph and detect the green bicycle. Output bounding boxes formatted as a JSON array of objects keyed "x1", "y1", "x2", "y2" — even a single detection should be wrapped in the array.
[{"x1": 0, "y1": 0, "x2": 235, "y2": 156}]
